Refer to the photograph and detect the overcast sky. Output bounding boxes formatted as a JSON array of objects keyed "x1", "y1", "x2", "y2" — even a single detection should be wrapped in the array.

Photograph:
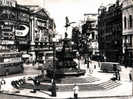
[{"x1": 17, "y1": 0, "x2": 116, "y2": 38}]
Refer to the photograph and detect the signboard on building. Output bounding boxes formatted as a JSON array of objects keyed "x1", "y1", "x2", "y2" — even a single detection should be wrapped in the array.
[
  {"x1": 15, "y1": 24, "x2": 30, "y2": 44},
  {"x1": 0, "y1": 0, "x2": 16, "y2": 7},
  {"x1": 0, "y1": 22, "x2": 15, "y2": 40},
  {"x1": 18, "y1": 12, "x2": 30, "y2": 22},
  {"x1": 2, "y1": 31, "x2": 15, "y2": 40},
  {"x1": 0, "y1": 40, "x2": 14, "y2": 44},
  {"x1": 15, "y1": 25, "x2": 29, "y2": 37}
]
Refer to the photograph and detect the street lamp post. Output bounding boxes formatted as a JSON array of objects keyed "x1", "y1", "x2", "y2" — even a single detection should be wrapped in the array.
[
  {"x1": 51, "y1": 38, "x2": 56, "y2": 97},
  {"x1": 76, "y1": 51, "x2": 80, "y2": 69}
]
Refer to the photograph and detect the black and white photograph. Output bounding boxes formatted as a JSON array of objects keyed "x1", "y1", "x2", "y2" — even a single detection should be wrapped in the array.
[{"x1": 0, "y1": 0, "x2": 133, "y2": 99}]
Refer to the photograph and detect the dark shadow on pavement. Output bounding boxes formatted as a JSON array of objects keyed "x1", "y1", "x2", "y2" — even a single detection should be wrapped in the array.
[{"x1": 38, "y1": 90, "x2": 51, "y2": 96}]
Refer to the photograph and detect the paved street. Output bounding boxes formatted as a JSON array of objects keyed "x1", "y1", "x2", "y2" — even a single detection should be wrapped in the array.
[{"x1": 0, "y1": 60, "x2": 133, "y2": 99}]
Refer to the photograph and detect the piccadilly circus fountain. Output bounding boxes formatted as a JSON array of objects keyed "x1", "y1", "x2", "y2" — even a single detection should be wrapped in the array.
[{"x1": 46, "y1": 17, "x2": 86, "y2": 78}]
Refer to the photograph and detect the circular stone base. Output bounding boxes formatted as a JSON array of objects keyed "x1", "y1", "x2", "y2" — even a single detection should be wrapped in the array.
[{"x1": 47, "y1": 69, "x2": 86, "y2": 78}]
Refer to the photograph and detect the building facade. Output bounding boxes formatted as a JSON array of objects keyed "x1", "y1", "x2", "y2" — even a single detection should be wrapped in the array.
[
  {"x1": 0, "y1": 0, "x2": 56, "y2": 63},
  {"x1": 0, "y1": 0, "x2": 30, "y2": 52},
  {"x1": 122, "y1": 0, "x2": 133, "y2": 67},
  {"x1": 0, "y1": 0, "x2": 25, "y2": 75},
  {"x1": 81, "y1": 14, "x2": 98, "y2": 56},
  {"x1": 98, "y1": 1, "x2": 122, "y2": 62},
  {"x1": 29, "y1": 6, "x2": 56, "y2": 63}
]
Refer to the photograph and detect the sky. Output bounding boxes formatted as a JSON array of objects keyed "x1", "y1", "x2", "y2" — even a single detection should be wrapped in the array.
[{"x1": 17, "y1": 0, "x2": 116, "y2": 38}]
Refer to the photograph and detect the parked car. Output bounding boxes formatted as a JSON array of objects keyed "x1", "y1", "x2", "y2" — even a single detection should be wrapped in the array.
[{"x1": 100, "y1": 62, "x2": 121, "y2": 73}]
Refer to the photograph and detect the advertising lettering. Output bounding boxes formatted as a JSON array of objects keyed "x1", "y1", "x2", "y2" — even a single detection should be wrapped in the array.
[
  {"x1": 1, "y1": 25, "x2": 12, "y2": 30},
  {"x1": 4, "y1": 57, "x2": 21, "y2": 63},
  {"x1": 15, "y1": 25, "x2": 29, "y2": 37},
  {"x1": 0, "y1": 0, "x2": 16, "y2": 7},
  {"x1": 0, "y1": 40, "x2": 14, "y2": 44},
  {"x1": 2, "y1": 31, "x2": 15, "y2": 40}
]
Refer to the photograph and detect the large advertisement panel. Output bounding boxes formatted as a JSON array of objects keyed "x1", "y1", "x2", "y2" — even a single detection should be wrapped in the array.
[
  {"x1": 15, "y1": 24, "x2": 30, "y2": 44},
  {"x1": 0, "y1": 21, "x2": 15, "y2": 41},
  {"x1": 15, "y1": 8, "x2": 30, "y2": 44}
]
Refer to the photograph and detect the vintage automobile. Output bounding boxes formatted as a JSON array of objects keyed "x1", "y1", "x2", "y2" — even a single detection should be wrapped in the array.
[{"x1": 100, "y1": 62, "x2": 121, "y2": 73}]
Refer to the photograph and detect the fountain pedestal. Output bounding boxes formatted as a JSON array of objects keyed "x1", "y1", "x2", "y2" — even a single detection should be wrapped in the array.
[{"x1": 47, "y1": 37, "x2": 86, "y2": 78}]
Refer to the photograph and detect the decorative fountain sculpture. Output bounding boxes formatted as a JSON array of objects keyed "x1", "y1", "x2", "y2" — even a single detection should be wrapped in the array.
[{"x1": 46, "y1": 17, "x2": 85, "y2": 78}]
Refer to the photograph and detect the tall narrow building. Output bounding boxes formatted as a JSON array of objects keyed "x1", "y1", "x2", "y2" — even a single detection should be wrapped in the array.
[
  {"x1": 98, "y1": 0, "x2": 122, "y2": 62},
  {"x1": 122, "y1": 0, "x2": 133, "y2": 67}
]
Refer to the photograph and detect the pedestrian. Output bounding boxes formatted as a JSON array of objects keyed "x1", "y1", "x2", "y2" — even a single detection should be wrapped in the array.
[
  {"x1": 41, "y1": 68, "x2": 44, "y2": 77},
  {"x1": 51, "y1": 79, "x2": 56, "y2": 97},
  {"x1": 31, "y1": 77, "x2": 40, "y2": 93},
  {"x1": 0, "y1": 81, "x2": 1, "y2": 92},
  {"x1": 87, "y1": 62, "x2": 89, "y2": 69},
  {"x1": 73, "y1": 83, "x2": 79, "y2": 99},
  {"x1": 42, "y1": 55, "x2": 46, "y2": 64},
  {"x1": 117, "y1": 71, "x2": 120, "y2": 81},
  {"x1": 129, "y1": 70, "x2": 132, "y2": 81},
  {"x1": 32, "y1": 60, "x2": 35, "y2": 66},
  {"x1": 89, "y1": 62, "x2": 93, "y2": 74},
  {"x1": 94, "y1": 65, "x2": 96, "y2": 69},
  {"x1": 87, "y1": 57, "x2": 90, "y2": 69}
]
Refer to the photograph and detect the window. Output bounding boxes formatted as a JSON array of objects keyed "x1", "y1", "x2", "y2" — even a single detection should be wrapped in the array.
[
  {"x1": 126, "y1": 35, "x2": 132, "y2": 46},
  {"x1": 129, "y1": 15, "x2": 132, "y2": 28},
  {"x1": 124, "y1": 16, "x2": 127, "y2": 29}
]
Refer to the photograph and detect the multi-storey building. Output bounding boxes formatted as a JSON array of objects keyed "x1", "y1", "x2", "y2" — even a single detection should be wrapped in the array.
[
  {"x1": 122, "y1": 0, "x2": 133, "y2": 67},
  {"x1": 0, "y1": 0, "x2": 25, "y2": 75},
  {"x1": 0, "y1": 0, "x2": 56, "y2": 63},
  {"x1": 29, "y1": 6, "x2": 56, "y2": 63},
  {"x1": 98, "y1": 0, "x2": 122, "y2": 62},
  {"x1": 0, "y1": 0, "x2": 17, "y2": 51},
  {"x1": 81, "y1": 14, "x2": 98, "y2": 56},
  {"x1": 0, "y1": 0, "x2": 30, "y2": 52}
]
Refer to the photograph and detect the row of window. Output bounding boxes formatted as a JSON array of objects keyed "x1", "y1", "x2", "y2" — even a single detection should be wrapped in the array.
[{"x1": 124, "y1": 15, "x2": 132, "y2": 29}]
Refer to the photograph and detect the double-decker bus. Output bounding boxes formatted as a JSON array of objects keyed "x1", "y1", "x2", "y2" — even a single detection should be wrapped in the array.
[{"x1": 0, "y1": 51, "x2": 24, "y2": 76}]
